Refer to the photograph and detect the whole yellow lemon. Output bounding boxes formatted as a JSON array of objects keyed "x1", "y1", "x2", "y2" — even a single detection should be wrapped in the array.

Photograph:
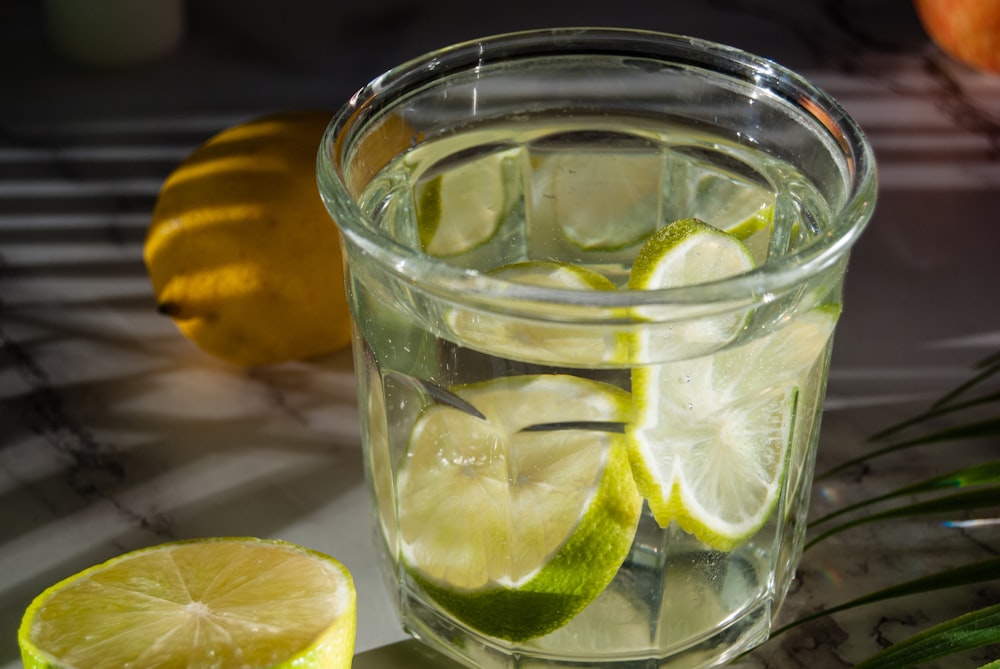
[{"x1": 145, "y1": 111, "x2": 352, "y2": 366}]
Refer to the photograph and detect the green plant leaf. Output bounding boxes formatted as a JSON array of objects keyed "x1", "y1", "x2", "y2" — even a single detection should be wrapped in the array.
[
  {"x1": 930, "y1": 351, "x2": 1000, "y2": 410},
  {"x1": 805, "y1": 486, "x2": 1000, "y2": 550},
  {"x1": 817, "y1": 417, "x2": 1000, "y2": 480},
  {"x1": 868, "y1": 390, "x2": 1000, "y2": 442},
  {"x1": 770, "y1": 558, "x2": 1000, "y2": 638},
  {"x1": 811, "y1": 461, "x2": 1000, "y2": 528},
  {"x1": 820, "y1": 350, "x2": 1000, "y2": 479},
  {"x1": 770, "y1": 351, "x2": 1000, "y2": 669},
  {"x1": 852, "y1": 602, "x2": 1000, "y2": 669}
]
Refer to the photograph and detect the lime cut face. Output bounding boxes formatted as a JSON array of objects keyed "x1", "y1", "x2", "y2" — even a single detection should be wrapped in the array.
[
  {"x1": 396, "y1": 374, "x2": 642, "y2": 641},
  {"x1": 415, "y1": 148, "x2": 517, "y2": 257},
  {"x1": 629, "y1": 308, "x2": 839, "y2": 551},
  {"x1": 19, "y1": 538, "x2": 357, "y2": 669},
  {"x1": 529, "y1": 149, "x2": 662, "y2": 251},
  {"x1": 486, "y1": 259, "x2": 617, "y2": 291},
  {"x1": 445, "y1": 260, "x2": 627, "y2": 367},
  {"x1": 627, "y1": 217, "x2": 839, "y2": 550},
  {"x1": 627, "y1": 218, "x2": 757, "y2": 362},
  {"x1": 628, "y1": 218, "x2": 756, "y2": 293}
]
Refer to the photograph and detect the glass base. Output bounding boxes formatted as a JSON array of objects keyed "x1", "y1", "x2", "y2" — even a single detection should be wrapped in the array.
[{"x1": 397, "y1": 577, "x2": 774, "y2": 669}]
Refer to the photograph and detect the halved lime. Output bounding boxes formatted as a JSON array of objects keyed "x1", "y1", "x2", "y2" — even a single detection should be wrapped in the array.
[
  {"x1": 629, "y1": 308, "x2": 839, "y2": 551},
  {"x1": 445, "y1": 260, "x2": 627, "y2": 366},
  {"x1": 397, "y1": 374, "x2": 642, "y2": 641},
  {"x1": 19, "y1": 537, "x2": 356, "y2": 669}
]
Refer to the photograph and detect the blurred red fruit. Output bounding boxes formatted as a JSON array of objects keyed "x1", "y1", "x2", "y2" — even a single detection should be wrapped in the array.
[{"x1": 915, "y1": 0, "x2": 1000, "y2": 73}]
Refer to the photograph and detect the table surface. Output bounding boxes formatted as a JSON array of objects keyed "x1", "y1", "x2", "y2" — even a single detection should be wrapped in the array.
[{"x1": 2, "y1": 1, "x2": 999, "y2": 667}]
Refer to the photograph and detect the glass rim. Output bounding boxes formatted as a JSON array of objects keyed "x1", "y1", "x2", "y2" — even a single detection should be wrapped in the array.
[{"x1": 317, "y1": 27, "x2": 877, "y2": 310}]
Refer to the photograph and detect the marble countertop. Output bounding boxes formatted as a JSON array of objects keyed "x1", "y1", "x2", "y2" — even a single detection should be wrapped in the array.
[{"x1": 2, "y1": 1, "x2": 999, "y2": 667}]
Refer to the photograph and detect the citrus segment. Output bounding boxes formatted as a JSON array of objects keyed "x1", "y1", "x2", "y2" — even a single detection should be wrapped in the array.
[
  {"x1": 629, "y1": 307, "x2": 839, "y2": 551},
  {"x1": 446, "y1": 260, "x2": 626, "y2": 366},
  {"x1": 487, "y1": 259, "x2": 617, "y2": 291},
  {"x1": 663, "y1": 150, "x2": 774, "y2": 241},
  {"x1": 722, "y1": 204, "x2": 773, "y2": 241},
  {"x1": 530, "y1": 150, "x2": 661, "y2": 251},
  {"x1": 629, "y1": 218, "x2": 755, "y2": 292},
  {"x1": 19, "y1": 538, "x2": 356, "y2": 669},
  {"x1": 397, "y1": 374, "x2": 642, "y2": 641},
  {"x1": 628, "y1": 218, "x2": 756, "y2": 358},
  {"x1": 415, "y1": 149, "x2": 514, "y2": 257}
]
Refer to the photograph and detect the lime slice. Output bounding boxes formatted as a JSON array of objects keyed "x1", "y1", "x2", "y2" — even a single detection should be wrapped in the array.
[
  {"x1": 531, "y1": 150, "x2": 661, "y2": 251},
  {"x1": 663, "y1": 149, "x2": 774, "y2": 238},
  {"x1": 723, "y1": 203, "x2": 772, "y2": 241},
  {"x1": 365, "y1": 360, "x2": 397, "y2": 550},
  {"x1": 630, "y1": 383, "x2": 798, "y2": 551},
  {"x1": 397, "y1": 374, "x2": 642, "y2": 641},
  {"x1": 627, "y1": 218, "x2": 838, "y2": 550},
  {"x1": 445, "y1": 260, "x2": 627, "y2": 366},
  {"x1": 488, "y1": 259, "x2": 617, "y2": 290},
  {"x1": 415, "y1": 150, "x2": 513, "y2": 257},
  {"x1": 629, "y1": 218, "x2": 755, "y2": 291},
  {"x1": 19, "y1": 538, "x2": 356, "y2": 669},
  {"x1": 628, "y1": 218, "x2": 756, "y2": 356},
  {"x1": 722, "y1": 202, "x2": 773, "y2": 265},
  {"x1": 629, "y1": 307, "x2": 839, "y2": 551}
]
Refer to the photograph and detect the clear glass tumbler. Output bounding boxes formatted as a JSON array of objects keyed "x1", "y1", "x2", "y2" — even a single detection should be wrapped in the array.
[{"x1": 318, "y1": 28, "x2": 876, "y2": 669}]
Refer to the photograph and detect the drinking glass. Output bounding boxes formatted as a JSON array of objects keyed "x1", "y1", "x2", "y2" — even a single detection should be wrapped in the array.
[{"x1": 317, "y1": 28, "x2": 876, "y2": 669}]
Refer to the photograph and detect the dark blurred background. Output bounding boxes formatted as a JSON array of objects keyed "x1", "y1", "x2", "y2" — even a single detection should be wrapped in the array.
[{"x1": 1, "y1": 0, "x2": 931, "y2": 124}]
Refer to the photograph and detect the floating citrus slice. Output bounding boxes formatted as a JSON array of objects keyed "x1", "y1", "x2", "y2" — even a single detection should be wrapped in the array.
[
  {"x1": 531, "y1": 150, "x2": 661, "y2": 251},
  {"x1": 397, "y1": 374, "x2": 641, "y2": 641},
  {"x1": 629, "y1": 308, "x2": 839, "y2": 551},
  {"x1": 415, "y1": 150, "x2": 514, "y2": 257},
  {"x1": 446, "y1": 260, "x2": 626, "y2": 366},
  {"x1": 627, "y1": 217, "x2": 838, "y2": 550},
  {"x1": 628, "y1": 218, "x2": 756, "y2": 358}
]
